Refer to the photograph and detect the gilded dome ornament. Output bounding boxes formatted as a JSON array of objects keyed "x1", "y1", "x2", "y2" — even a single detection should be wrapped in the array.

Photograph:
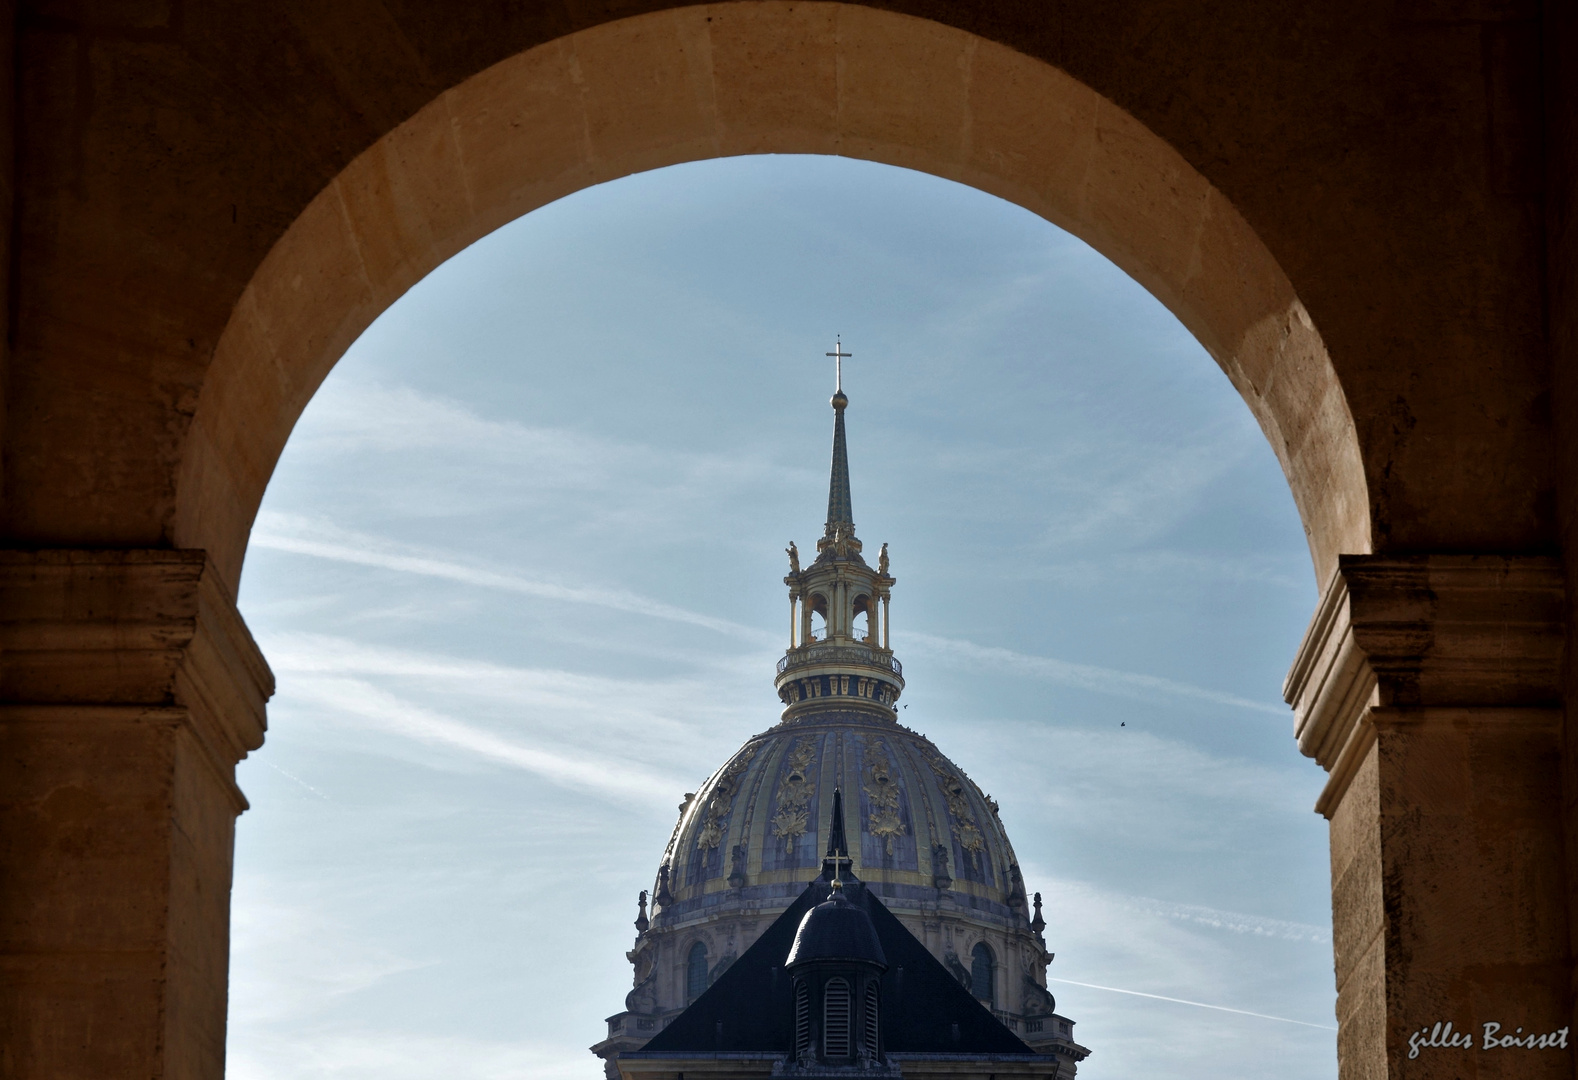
[
  {"x1": 694, "y1": 744, "x2": 756, "y2": 852},
  {"x1": 859, "y1": 735, "x2": 907, "y2": 856},
  {"x1": 770, "y1": 737, "x2": 820, "y2": 849}
]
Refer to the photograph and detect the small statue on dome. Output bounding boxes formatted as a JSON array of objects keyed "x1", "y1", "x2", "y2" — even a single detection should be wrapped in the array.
[
  {"x1": 786, "y1": 541, "x2": 800, "y2": 574},
  {"x1": 878, "y1": 542, "x2": 889, "y2": 576}
]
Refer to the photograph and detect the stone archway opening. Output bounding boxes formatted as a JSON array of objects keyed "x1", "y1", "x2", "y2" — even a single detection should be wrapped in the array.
[
  {"x1": 6, "y1": 5, "x2": 1570, "y2": 1079},
  {"x1": 228, "y1": 148, "x2": 1335, "y2": 1078},
  {"x1": 202, "y1": 8, "x2": 1366, "y2": 1076},
  {"x1": 13, "y1": 5, "x2": 1393, "y2": 1079},
  {"x1": 174, "y1": 2, "x2": 1367, "y2": 602}
]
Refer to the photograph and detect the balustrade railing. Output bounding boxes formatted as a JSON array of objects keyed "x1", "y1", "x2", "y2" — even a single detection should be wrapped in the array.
[{"x1": 776, "y1": 645, "x2": 902, "y2": 678}]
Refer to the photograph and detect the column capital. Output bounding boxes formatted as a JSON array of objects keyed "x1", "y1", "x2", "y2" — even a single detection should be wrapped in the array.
[
  {"x1": 1283, "y1": 554, "x2": 1563, "y2": 816},
  {"x1": 0, "y1": 549, "x2": 273, "y2": 797}
]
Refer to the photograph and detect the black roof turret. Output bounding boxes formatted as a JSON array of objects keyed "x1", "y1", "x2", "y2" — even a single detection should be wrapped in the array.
[{"x1": 786, "y1": 886, "x2": 887, "y2": 969}]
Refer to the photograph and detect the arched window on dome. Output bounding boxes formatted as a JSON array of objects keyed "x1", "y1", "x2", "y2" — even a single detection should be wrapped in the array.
[
  {"x1": 971, "y1": 942, "x2": 995, "y2": 1006},
  {"x1": 823, "y1": 977, "x2": 851, "y2": 1059},
  {"x1": 686, "y1": 942, "x2": 709, "y2": 1002}
]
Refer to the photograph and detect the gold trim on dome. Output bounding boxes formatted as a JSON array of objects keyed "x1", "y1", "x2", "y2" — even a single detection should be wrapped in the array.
[
  {"x1": 892, "y1": 737, "x2": 944, "y2": 882},
  {"x1": 694, "y1": 745, "x2": 758, "y2": 851},
  {"x1": 770, "y1": 736, "x2": 820, "y2": 849},
  {"x1": 920, "y1": 745, "x2": 986, "y2": 867},
  {"x1": 859, "y1": 734, "x2": 907, "y2": 855}
]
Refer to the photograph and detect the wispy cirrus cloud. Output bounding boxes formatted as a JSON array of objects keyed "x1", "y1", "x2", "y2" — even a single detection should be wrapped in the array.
[
  {"x1": 251, "y1": 512, "x2": 770, "y2": 641},
  {"x1": 262, "y1": 631, "x2": 762, "y2": 745},
  {"x1": 904, "y1": 631, "x2": 1285, "y2": 715},
  {"x1": 1020, "y1": 871, "x2": 1337, "y2": 1059},
  {"x1": 283, "y1": 673, "x2": 683, "y2": 807},
  {"x1": 1106, "y1": 892, "x2": 1329, "y2": 944},
  {"x1": 279, "y1": 379, "x2": 816, "y2": 537}
]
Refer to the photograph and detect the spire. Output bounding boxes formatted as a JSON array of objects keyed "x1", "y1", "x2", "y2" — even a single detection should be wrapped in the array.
[
  {"x1": 826, "y1": 787, "x2": 850, "y2": 860},
  {"x1": 825, "y1": 339, "x2": 854, "y2": 535},
  {"x1": 825, "y1": 395, "x2": 854, "y2": 532},
  {"x1": 822, "y1": 787, "x2": 853, "y2": 880}
]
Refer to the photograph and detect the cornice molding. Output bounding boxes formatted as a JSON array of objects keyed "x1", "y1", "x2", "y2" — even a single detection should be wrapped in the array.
[{"x1": 1284, "y1": 554, "x2": 1564, "y2": 817}]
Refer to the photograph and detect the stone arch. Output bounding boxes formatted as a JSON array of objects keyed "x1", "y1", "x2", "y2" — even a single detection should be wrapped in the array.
[
  {"x1": 852, "y1": 593, "x2": 872, "y2": 641},
  {"x1": 172, "y1": 1, "x2": 1368, "y2": 596}
]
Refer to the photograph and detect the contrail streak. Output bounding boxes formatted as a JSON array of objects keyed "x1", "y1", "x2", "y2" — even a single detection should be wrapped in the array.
[
  {"x1": 250, "y1": 515, "x2": 767, "y2": 640},
  {"x1": 260, "y1": 760, "x2": 333, "y2": 801},
  {"x1": 906, "y1": 632, "x2": 1285, "y2": 716},
  {"x1": 1047, "y1": 977, "x2": 1335, "y2": 1030}
]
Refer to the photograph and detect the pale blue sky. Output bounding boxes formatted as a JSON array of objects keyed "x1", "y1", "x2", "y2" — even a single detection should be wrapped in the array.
[{"x1": 228, "y1": 155, "x2": 1334, "y2": 1079}]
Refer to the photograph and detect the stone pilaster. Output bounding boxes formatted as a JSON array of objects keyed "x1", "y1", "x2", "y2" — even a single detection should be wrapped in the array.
[
  {"x1": 1285, "y1": 555, "x2": 1569, "y2": 1078},
  {"x1": 0, "y1": 550, "x2": 272, "y2": 1080}
]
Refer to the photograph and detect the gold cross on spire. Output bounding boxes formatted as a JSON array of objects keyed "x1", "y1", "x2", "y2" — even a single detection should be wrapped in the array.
[{"x1": 826, "y1": 337, "x2": 852, "y2": 393}]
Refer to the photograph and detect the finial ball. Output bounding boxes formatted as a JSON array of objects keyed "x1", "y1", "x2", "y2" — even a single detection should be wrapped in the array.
[{"x1": 831, "y1": 390, "x2": 848, "y2": 410}]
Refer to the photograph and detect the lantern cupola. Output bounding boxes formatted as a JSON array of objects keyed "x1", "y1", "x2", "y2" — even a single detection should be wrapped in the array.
[{"x1": 776, "y1": 349, "x2": 903, "y2": 720}]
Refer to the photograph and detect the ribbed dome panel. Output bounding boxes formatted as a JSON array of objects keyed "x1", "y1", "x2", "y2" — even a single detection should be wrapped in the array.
[{"x1": 653, "y1": 711, "x2": 1021, "y2": 925}]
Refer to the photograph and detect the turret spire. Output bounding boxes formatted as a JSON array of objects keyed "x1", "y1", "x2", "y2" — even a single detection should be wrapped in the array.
[
  {"x1": 822, "y1": 787, "x2": 853, "y2": 881},
  {"x1": 826, "y1": 787, "x2": 850, "y2": 860},
  {"x1": 825, "y1": 339, "x2": 854, "y2": 535}
]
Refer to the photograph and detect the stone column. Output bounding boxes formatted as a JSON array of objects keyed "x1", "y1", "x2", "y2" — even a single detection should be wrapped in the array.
[
  {"x1": 1285, "y1": 556, "x2": 1569, "y2": 1078},
  {"x1": 0, "y1": 550, "x2": 272, "y2": 1080}
]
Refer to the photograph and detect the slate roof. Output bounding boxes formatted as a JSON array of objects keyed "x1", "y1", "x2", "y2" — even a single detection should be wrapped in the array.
[{"x1": 638, "y1": 869, "x2": 1037, "y2": 1058}]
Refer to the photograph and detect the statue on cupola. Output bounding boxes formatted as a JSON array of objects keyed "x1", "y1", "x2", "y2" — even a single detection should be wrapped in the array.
[{"x1": 777, "y1": 339, "x2": 903, "y2": 717}]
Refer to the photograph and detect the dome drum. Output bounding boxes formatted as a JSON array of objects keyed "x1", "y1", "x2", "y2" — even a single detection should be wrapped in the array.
[{"x1": 774, "y1": 650, "x2": 902, "y2": 717}]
